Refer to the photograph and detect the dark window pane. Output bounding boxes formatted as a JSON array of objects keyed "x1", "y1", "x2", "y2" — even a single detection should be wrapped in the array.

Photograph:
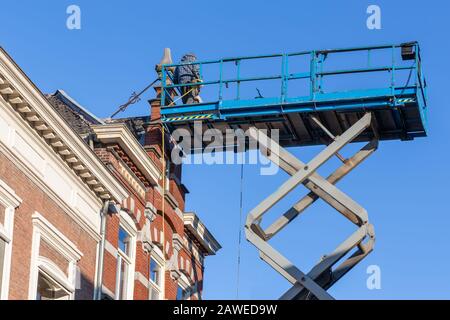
[
  {"x1": 176, "y1": 285, "x2": 188, "y2": 300},
  {"x1": 36, "y1": 272, "x2": 70, "y2": 300}
]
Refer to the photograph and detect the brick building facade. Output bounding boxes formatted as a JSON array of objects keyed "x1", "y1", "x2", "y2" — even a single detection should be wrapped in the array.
[{"x1": 0, "y1": 47, "x2": 220, "y2": 300}]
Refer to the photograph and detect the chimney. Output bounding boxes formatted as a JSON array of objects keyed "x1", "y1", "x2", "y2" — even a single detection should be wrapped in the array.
[{"x1": 150, "y1": 48, "x2": 177, "y2": 121}]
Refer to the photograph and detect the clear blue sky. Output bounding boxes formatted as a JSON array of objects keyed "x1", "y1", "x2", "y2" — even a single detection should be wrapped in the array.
[{"x1": 1, "y1": 1, "x2": 449, "y2": 300}]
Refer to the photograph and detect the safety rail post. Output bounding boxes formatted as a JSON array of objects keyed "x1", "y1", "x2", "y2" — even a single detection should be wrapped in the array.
[
  {"x1": 161, "y1": 66, "x2": 167, "y2": 107},
  {"x1": 310, "y1": 51, "x2": 317, "y2": 100},
  {"x1": 415, "y1": 44, "x2": 428, "y2": 130},
  {"x1": 317, "y1": 53, "x2": 325, "y2": 93},
  {"x1": 280, "y1": 54, "x2": 287, "y2": 103},
  {"x1": 199, "y1": 62, "x2": 204, "y2": 81},
  {"x1": 236, "y1": 59, "x2": 241, "y2": 101},
  {"x1": 391, "y1": 45, "x2": 396, "y2": 99},
  {"x1": 218, "y1": 60, "x2": 224, "y2": 103},
  {"x1": 414, "y1": 44, "x2": 419, "y2": 89}
]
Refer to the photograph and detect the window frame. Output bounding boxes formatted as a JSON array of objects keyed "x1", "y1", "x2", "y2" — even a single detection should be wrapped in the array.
[
  {"x1": 0, "y1": 179, "x2": 22, "y2": 300},
  {"x1": 148, "y1": 247, "x2": 164, "y2": 300},
  {"x1": 115, "y1": 210, "x2": 137, "y2": 300},
  {"x1": 164, "y1": 158, "x2": 170, "y2": 192}
]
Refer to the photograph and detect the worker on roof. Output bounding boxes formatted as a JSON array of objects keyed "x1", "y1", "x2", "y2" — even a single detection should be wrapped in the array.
[{"x1": 173, "y1": 53, "x2": 203, "y2": 104}]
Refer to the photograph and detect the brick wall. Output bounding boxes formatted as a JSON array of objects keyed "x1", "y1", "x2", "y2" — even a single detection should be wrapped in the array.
[
  {"x1": 0, "y1": 150, "x2": 98, "y2": 300},
  {"x1": 93, "y1": 95, "x2": 209, "y2": 301},
  {"x1": 146, "y1": 97, "x2": 207, "y2": 300}
]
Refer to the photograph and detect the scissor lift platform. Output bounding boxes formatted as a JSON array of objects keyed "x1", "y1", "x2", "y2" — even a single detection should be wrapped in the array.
[
  {"x1": 160, "y1": 42, "x2": 427, "y2": 149},
  {"x1": 158, "y1": 42, "x2": 428, "y2": 300}
]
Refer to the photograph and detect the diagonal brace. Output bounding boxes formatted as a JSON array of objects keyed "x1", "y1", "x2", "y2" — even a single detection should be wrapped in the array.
[{"x1": 245, "y1": 113, "x2": 378, "y2": 300}]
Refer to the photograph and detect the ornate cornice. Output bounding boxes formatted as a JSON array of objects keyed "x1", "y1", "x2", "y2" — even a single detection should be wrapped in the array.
[
  {"x1": 0, "y1": 48, "x2": 129, "y2": 203},
  {"x1": 183, "y1": 212, "x2": 222, "y2": 256},
  {"x1": 91, "y1": 123, "x2": 159, "y2": 187}
]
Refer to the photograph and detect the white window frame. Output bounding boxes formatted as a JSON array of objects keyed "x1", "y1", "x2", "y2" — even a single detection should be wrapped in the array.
[
  {"x1": 28, "y1": 212, "x2": 83, "y2": 300},
  {"x1": 0, "y1": 179, "x2": 22, "y2": 300},
  {"x1": 115, "y1": 210, "x2": 136, "y2": 300},
  {"x1": 148, "y1": 245, "x2": 164, "y2": 300}
]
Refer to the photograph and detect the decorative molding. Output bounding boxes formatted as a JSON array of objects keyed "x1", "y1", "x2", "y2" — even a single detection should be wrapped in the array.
[
  {"x1": 180, "y1": 235, "x2": 204, "y2": 267},
  {"x1": 28, "y1": 212, "x2": 83, "y2": 300},
  {"x1": 151, "y1": 245, "x2": 165, "y2": 265},
  {"x1": 145, "y1": 202, "x2": 157, "y2": 221},
  {"x1": 134, "y1": 271, "x2": 149, "y2": 288},
  {"x1": 32, "y1": 212, "x2": 83, "y2": 261},
  {"x1": 144, "y1": 145, "x2": 162, "y2": 161},
  {"x1": 91, "y1": 123, "x2": 159, "y2": 186},
  {"x1": 164, "y1": 192, "x2": 179, "y2": 210},
  {"x1": 172, "y1": 233, "x2": 184, "y2": 252},
  {"x1": 37, "y1": 256, "x2": 75, "y2": 293},
  {"x1": 151, "y1": 227, "x2": 163, "y2": 249},
  {"x1": 138, "y1": 211, "x2": 153, "y2": 254},
  {"x1": 104, "y1": 240, "x2": 118, "y2": 258},
  {"x1": 113, "y1": 152, "x2": 147, "y2": 200},
  {"x1": 0, "y1": 138, "x2": 101, "y2": 241},
  {"x1": 174, "y1": 207, "x2": 185, "y2": 221},
  {"x1": 169, "y1": 269, "x2": 181, "y2": 281},
  {"x1": 119, "y1": 210, "x2": 138, "y2": 237},
  {"x1": 0, "y1": 178, "x2": 22, "y2": 208},
  {"x1": 177, "y1": 271, "x2": 195, "y2": 299},
  {"x1": 0, "y1": 48, "x2": 129, "y2": 203},
  {"x1": 183, "y1": 212, "x2": 222, "y2": 256}
]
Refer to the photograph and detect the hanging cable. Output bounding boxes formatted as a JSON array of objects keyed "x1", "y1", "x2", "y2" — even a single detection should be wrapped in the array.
[{"x1": 236, "y1": 158, "x2": 245, "y2": 299}]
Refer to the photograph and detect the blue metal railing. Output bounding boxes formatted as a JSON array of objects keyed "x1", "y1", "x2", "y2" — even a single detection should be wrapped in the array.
[{"x1": 161, "y1": 42, "x2": 427, "y2": 116}]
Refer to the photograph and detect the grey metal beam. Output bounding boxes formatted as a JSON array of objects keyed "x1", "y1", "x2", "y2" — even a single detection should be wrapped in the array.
[
  {"x1": 244, "y1": 112, "x2": 378, "y2": 300},
  {"x1": 246, "y1": 113, "x2": 372, "y2": 226}
]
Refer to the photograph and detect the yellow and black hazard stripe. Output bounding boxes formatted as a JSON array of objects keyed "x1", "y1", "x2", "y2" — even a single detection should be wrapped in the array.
[
  {"x1": 164, "y1": 114, "x2": 214, "y2": 122},
  {"x1": 397, "y1": 97, "x2": 416, "y2": 104}
]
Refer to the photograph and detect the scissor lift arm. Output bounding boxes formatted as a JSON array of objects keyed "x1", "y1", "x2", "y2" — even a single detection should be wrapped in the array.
[{"x1": 245, "y1": 112, "x2": 378, "y2": 300}]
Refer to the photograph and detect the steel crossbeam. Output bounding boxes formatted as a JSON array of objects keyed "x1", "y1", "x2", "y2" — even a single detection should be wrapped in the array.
[{"x1": 245, "y1": 113, "x2": 378, "y2": 300}]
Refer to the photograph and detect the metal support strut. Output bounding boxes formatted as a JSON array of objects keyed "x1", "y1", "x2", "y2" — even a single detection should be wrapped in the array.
[{"x1": 245, "y1": 112, "x2": 379, "y2": 300}]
